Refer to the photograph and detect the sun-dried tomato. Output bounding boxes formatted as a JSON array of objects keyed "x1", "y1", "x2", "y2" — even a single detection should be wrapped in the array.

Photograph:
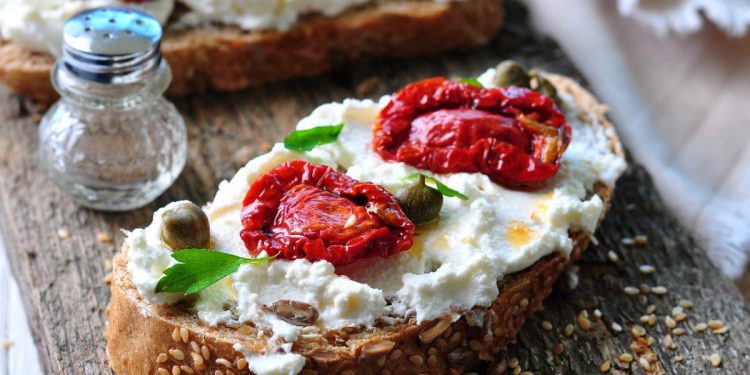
[
  {"x1": 373, "y1": 78, "x2": 572, "y2": 189},
  {"x1": 240, "y1": 160, "x2": 414, "y2": 266}
]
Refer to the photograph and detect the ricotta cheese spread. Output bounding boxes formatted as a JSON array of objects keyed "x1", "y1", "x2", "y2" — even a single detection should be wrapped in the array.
[{"x1": 124, "y1": 70, "x2": 626, "y2": 374}]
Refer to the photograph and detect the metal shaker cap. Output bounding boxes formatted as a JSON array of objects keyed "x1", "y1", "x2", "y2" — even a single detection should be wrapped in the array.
[{"x1": 62, "y1": 7, "x2": 163, "y2": 84}]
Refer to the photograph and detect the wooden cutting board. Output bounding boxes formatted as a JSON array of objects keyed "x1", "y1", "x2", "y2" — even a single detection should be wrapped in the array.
[{"x1": 0, "y1": 2, "x2": 748, "y2": 374}]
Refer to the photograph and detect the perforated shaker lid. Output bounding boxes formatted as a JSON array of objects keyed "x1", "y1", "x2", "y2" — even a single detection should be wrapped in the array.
[{"x1": 62, "y1": 7, "x2": 163, "y2": 84}]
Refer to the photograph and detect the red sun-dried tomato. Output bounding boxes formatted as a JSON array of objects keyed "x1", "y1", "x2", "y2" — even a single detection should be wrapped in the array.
[
  {"x1": 240, "y1": 160, "x2": 414, "y2": 266},
  {"x1": 373, "y1": 78, "x2": 572, "y2": 189}
]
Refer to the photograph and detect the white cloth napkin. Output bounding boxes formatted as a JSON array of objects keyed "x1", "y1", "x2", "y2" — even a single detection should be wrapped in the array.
[
  {"x1": 527, "y1": 0, "x2": 750, "y2": 278},
  {"x1": 617, "y1": 0, "x2": 750, "y2": 36}
]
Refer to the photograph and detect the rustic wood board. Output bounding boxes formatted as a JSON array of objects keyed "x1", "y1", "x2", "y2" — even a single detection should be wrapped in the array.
[{"x1": 0, "y1": 2, "x2": 748, "y2": 374}]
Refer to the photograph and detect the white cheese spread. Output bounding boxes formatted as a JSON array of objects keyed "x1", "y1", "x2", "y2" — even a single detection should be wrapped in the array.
[{"x1": 124, "y1": 70, "x2": 626, "y2": 374}]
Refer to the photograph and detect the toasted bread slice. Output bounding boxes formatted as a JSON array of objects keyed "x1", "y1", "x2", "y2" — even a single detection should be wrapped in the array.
[
  {"x1": 105, "y1": 74, "x2": 623, "y2": 374},
  {"x1": 0, "y1": 0, "x2": 502, "y2": 104}
]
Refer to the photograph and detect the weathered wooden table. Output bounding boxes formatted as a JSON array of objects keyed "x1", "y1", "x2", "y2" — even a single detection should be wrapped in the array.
[{"x1": 0, "y1": 2, "x2": 748, "y2": 374}]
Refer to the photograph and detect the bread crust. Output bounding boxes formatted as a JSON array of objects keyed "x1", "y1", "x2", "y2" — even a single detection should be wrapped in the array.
[
  {"x1": 0, "y1": 0, "x2": 502, "y2": 104},
  {"x1": 105, "y1": 75, "x2": 623, "y2": 374}
]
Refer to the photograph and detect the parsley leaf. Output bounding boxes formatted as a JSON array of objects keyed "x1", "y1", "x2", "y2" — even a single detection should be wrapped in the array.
[
  {"x1": 283, "y1": 123, "x2": 345, "y2": 151},
  {"x1": 405, "y1": 173, "x2": 469, "y2": 200},
  {"x1": 155, "y1": 249, "x2": 272, "y2": 295},
  {"x1": 458, "y1": 77, "x2": 483, "y2": 87}
]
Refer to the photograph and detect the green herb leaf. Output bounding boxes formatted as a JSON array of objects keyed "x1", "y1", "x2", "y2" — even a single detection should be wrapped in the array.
[
  {"x1": 458, "y1": 77, "x2": 483, "y2": 88},
  {"x1": 155, "y1": 249, "x2": 272, "y2": 295},
  {"x1": 405, "y1": 173, "x2": 469, "y2": 200},
  {"x1": 283, "y1": 123, "x2": 345, "y2": 151}
]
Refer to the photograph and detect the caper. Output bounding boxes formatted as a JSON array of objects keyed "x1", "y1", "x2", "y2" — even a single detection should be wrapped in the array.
[
  {"x1": 530, "y1": 70, "x2": 562, "y2": 106},
  {"x1": 395, "y1": 175, "x2": 443, "y2": 225},
  {"x1": 494, "y1": 60, "x2": 531, "y2": 88},
  {"x1": 263, "y1": 300, "x2": 319, "y2": 326},
  {"x1": 160, "y1": 201, "x2": 211, "y2": 251}
]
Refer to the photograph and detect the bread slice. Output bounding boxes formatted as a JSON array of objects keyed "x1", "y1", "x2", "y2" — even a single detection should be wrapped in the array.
[
  {"x1": 105, "y1": 74, "x2": 623, "y2": 374},
  {"x1": 0, "y1": 0, "x2": 502, "y2": 104}
]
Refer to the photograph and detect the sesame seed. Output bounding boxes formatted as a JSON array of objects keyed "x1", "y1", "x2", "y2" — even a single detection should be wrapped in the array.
[
  {"x1": 623, "y1": 286, "x2": 639, "y2": 295},
  {"x1": 519, "y1": 298, "x2": 529, "y2": 308},
  {"x1": 172, "y1": 365, "x2": 181, "y2": 375},
  {"x1": 665, "y1": 316, "x2": 676, "y2": 329},
  {"x1": 541, "y1": 320, "x2": 553, "y2": 331},
  {"x1": 237, "y1": 358, "x2": 248, "y2": 370},
  {"x1": 409, "y1": 354, "x2": 424, "y2": 366},
  {"x1": 97, "y1": 231, "x2": 113, "y2": 243},
  {"x1": 710, "y1": 353, "x2": 722, "y2": 367},
  {"x1": 671, "y1": 306, "x2": 684, "y2": 317},
  {"x1": 651, "y1": 286, "x2": 668, "y2": 295},
  {"x1": 180, "y1": 328, "x2": 189, "y2": 343},
  {"x1": 646, "y1": 336, "x2": 656, "y2": 346},
  {"x1": 57, "y1": 228, "x2": 70, "y2": 240},
  {"x1": 634, "y1": 235, "x2": 648, "y2": 245},
  {"x1": 639, "y1": 283, "x2": 651, "y2": 294},
  {"x1": 611, "y1": 322, "x2": 623, "y2": 332},
  {"x1": 621, "y1": 237, "x2": 635, "y2": 245},
  {"x1": 157, "y1": 353, "x2": 168, "y2": 363},
  {"x1": 513, "y1": 368, "x2": 521, "y2": 375},
  {"x1": 663, "y1": 335, "x2": 677, "y2": 350},
  {"x1": 201, "y1": 345, "x2": 210, "y2": 360},
  {"x1": 618, "y1": 353, "x2": 633, "y2": 363},
  {"x1": 169, "y1": 349, "x2": 185, "y2": 361},
  {"x1": 593, "y1": 309, "x2": 603, "y2": 319},
  {"x1": 675, "y1": 312, "x2": 686, "y2": 322},
  {"x1": 157, "y1": 369, "x2": 169, "y2": 375},
  {"x1": 638, "y1": 357, "x2": 651, "y2": 370},
  {"x1": 678, "y1": 299, "x2": 694, "y2": 309},
  {"x1": 191, "y1": 352, "x2": 203, "y2": 366},
  {"x1": 646, "y1": 305, "x2": 656, "y2": 314},
  {"x1": 707, "y1": 320, "x2": 724, "y2": 329},
  {"x1": 639, "y1": 315, "x2": 650, "y2": 324},
  {"x1": 171, "y1": 328, "x2": 180, "y2": 342},
  {"x1": 674, "y1": 355, "x2": 684, "y2": 363},
  {"x1": 672, "y1": 328, "x2": 686, "y2": 336},
  {"x1": 216, "y1": 358, "x2": 232, "y2": 368},
  {"x1": 648, "y1": 314, "x2": 657, "y2": 326},
  {"x1": 631, "y1": 325, "x2": 646, "y2": 338},
  {"x1": 639, "y1": 264, "x2": 655, "y2": 274},
  {"x1": 578, "y1": 313, "x2": 592, "y2": 330},
  {"x1": 564, "y1": 324, "x2": 574, "y2": 336},
  {"x1": 180, "y1": 366, "x2": 195, "y2": 374},
  {"x1": 712, "y1": 326, "x2": 729, "y2": 335},
  {"x1": 509, "y1": 357, "x2": 519, "y2": 368},
  {"x1": 694, "y1": 322, "x2": 707, "y2": 332},
  {"x1": 189, "y1": 341, "x2": 200, "y2": 353},
  {"x1": 607, "y1": 251, "x2": 619, "y2": 262},
  {"x1": 599, "y1": 360, "x2": 611, "y2": 373}
]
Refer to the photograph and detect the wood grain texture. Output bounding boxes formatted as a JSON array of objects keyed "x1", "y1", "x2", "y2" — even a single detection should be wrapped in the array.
[{"x1": 0, "y1": 2, "x2": 747, "y2": 374}]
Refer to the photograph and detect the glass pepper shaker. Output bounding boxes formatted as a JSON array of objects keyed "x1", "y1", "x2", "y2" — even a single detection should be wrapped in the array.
[{"x1": 38, "y1": 7, "x2": 187, "y2": 212}]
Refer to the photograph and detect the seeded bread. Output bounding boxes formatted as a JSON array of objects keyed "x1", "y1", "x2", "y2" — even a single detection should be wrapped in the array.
[
  {"x1": 105, "y1": 74, "x2": 623, "y2": 374},
  {"x1": 0, "y1": 0, "x2": 503, "y2": 104}
]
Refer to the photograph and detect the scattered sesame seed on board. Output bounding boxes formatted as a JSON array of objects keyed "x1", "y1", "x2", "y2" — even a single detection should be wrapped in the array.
[
  {"x1": 639, "y1": 264, "x2": 655, "y2": 274},
  {"x1": 607, "y1": 250, "x2": 619, "y2": 262},
  {"x1": 674, "y1": 355, "x2": 684, "y2": 363},
  {"x1": 593, "y1": 309, "x2": 603, "y2": 319},
  {"x1": 712, "y1": 326, "x2": 730, "y2": 335},
  {"x1": 693, "y1": 322, "x2": 708, "y2": 332},
  {"x1": 646, "y1": 304, "x2": 656, "y2": 314},
  {"x1": 618, "y1": 353, "x2": 633, "y2": 363},
  {"x1": 541, "y1": 320, "x2": 553, "y2": 331},
  {"x1": 97, "y1": 231, "x2": 113, "y2": 243},
  {"x1": 624, "y1": 286, "x2": 640, "y2": 295},
  {"x1": 651, "y1": 286, "x2": 668, "y2": 295},
  {"x1": 710, "y1": 353, "x2": 722, "y2": 367},
  {"x1": 634, "y1": 235, "x2": 648, "y2": 245},
  {"x1": 564, "y1": 324, "x2": 575, "y2": 336},
  {"x1": 665, "y1": 316, "x2": 676, "y2": 329},
  {"x1": 621, "y1": 237, "x2": 635, "y2": 245},
  {"x1": 672, "y1": 328, "x2": 686, "y2": 336},
  {"x1": 671, "y1": 306, "x2": 684, "y2": 317},
  {"x1": 638, "y1": 357, "x2": 651, "y2": 370},
  {"x1": 509, "y1": 357, "x2": 519, "y2": 368},
  {"x1": 57, "y1": 228, "x2": 70, "y2": 240},
  {"x1": 631, "y1": 325, "x2": 646, "y2": 338},
  {"x1": 708, "y1": 320, "x2": 724, "y2": 329},
  {"x1": 611, "y1": 322, "x2": 623, "y2": 333}
]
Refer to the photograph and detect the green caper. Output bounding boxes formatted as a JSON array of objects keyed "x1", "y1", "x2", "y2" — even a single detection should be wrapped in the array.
[
  {"x1": 395, "y1": 175, "x2": 443, "y2": 225},
  {"x1": 494, "y1": 60, "x2": 531, "y2": 88},
  {"x1": 530, "y1": 70, "x2": 562, "y2": 106},
  {"x1": 160, "y1": 201, "x2": 211, "y2": 251}
]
